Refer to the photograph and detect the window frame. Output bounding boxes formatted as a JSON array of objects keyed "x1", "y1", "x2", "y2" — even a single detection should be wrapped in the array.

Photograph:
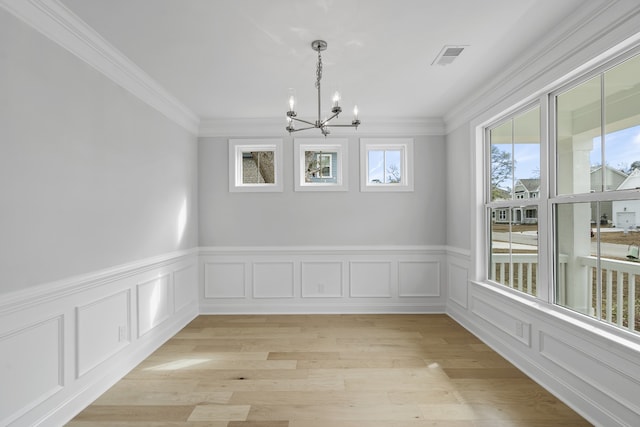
[
  {"x1": 229, "y1": 139, "x2": 283, "y2": 192},
  {"x1": 360, "y1": 138, "x2": 414, "y2": 192}
]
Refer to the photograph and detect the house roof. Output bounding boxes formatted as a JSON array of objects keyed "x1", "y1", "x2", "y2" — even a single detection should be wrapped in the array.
[
  {"x1": 516, "y1": 179, "x2": 540, "y2": 192},
  {"x1": 617, "y1": 168, "x2": 640, "y2": 190},
  {"x1": 590, "y1": 165, "x2": 629, "y2": 179}
]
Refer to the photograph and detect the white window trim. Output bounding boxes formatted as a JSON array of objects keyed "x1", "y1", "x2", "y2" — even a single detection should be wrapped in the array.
[
  {"x1": 229, "y1": 139, "x2": 283, "y2": 192},
  {"x1": 294, "y1": 138, "x2": 348, "y2": 192},
  {"x1": 360, "y1": 138, "x2": 414, "y2": 192}
]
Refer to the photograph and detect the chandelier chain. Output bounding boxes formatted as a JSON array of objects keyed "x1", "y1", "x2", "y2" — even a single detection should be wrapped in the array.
[{"x1": 315, "y1": 50, "x2": 322, "y2": 89}]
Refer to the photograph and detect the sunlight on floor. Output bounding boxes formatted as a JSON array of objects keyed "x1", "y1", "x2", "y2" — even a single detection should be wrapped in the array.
[{"x1": 144, "y1": 358, "x2": 211, "y2": 371}]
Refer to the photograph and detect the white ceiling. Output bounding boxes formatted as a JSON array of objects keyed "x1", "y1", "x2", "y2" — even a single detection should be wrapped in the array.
[{"x1": 59, "y1": 0, "x2": 585, "y2": 123}]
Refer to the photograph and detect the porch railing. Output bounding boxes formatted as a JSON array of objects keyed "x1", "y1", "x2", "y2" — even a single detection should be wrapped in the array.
[
  {"x1": 491, "y1": 253, "x2": 638, "y2": 333},
  {"x1": 490, "y1": 253, "x2": 567, "y2": 296},
  {"x1": 578, "y1": 256, "x2": 637, "y2": 332}
]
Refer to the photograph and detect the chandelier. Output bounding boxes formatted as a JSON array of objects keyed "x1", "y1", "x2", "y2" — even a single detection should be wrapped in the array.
[{"x1": 286, "y1": 40, "x2": 360, "y2": 136}]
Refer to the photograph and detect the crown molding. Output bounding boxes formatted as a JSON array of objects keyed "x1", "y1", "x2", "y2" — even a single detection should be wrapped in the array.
[
  {"x1": 443, "y1": 0, "x2": 640, "y2": 134},
  {"x1": 199, "y1": 116, "x2": 445, "y2": 138},
  {"x1": 0, "y1": 0, "x2": 200, "y2": 134}
]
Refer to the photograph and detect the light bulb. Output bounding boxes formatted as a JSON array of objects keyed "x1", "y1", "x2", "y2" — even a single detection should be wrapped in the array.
[
  {"x1": 353, "y1": 105, "x2": 359, "y2": 120},
  {"x1": 332, "y1": 91, "x2": 341, "y2": 108},
  {"x1": 288, "y1": 95, "x2": 295, "y2": 111}
]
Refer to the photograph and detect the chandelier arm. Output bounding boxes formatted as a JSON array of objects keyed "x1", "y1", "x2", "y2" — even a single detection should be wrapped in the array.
[
  {"x1": 290, "y1": 117, "x2": 317, "y2": 127},
  {"x1": 288, "y1": 125, "x2": 317, "y2": 133},
  {"x1": 320, "y1": 111, "x2": 341, "y2": 126},
  {"x1": 324, "y1": 124, "x2": 359, "y2": 128}
]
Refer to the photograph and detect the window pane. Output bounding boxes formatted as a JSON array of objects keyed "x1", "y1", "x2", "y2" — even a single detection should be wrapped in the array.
[
  {"x1": 490, "y1": 208, "x2": 538, "y2": 296},
  {"x1": 304, "y1": 151, "x2": 337, "y2": 183},
  {"x1": 556, "y1": 201, "x2": 639, "y2": 333},
  {"x1": 604, "y1": 53, "x2": 640, "y2": 187},
  {"x1": 556, "y1": 76, "x2": 601, "y2": 195},
  {"x1": 490, "y1": 121, "x2": 513, "y2": 201},
  {"x1": 242, "y1": 151, "x2": 275, "y2": 184},
  {"x1": 513, "y1": 106, "x2": 540, "y2": 183},
  {"x1": 320, "y1": 154, "x2": 332, "y2": 178},
  {"x1": 368, "y1": 150, "x2": 384, "y2": 183},
  {"x1": 385, "y1": 150, "x2": 402, "y2": 183}
]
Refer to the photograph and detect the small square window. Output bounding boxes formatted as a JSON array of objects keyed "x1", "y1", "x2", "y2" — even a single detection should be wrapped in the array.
[
  {"x1": 229, "y1": 139, "x2": 283, "y2": 192},
  {"x1": 360, "y1": 138, "x2": 414, "y2": 192},
  {"x1": 294, "y1": 138, "x2": 348, "y2": 191}
]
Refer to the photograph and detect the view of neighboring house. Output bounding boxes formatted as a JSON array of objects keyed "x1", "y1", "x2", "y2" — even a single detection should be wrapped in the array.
[
  {"x1": 494, "y1": 166, "x2": 633, "y2": 225},
  {"x1": 612, "y1": 168, "x2": 640, "y2": 228},
  {"x1": 494, "y1": 178, "x2": 540, "y2": 224},
  {"x1": 590, "y1": 165, "x2": 628, "y2": 224}
]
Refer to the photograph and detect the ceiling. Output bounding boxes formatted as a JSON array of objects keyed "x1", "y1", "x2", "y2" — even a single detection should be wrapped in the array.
[{"x1": 59, "y1": 0, "x2": 585, "y2": 124}]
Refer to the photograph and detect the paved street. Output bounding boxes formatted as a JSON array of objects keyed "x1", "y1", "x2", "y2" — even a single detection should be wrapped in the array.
[{"x1": 492, "y1": 231, "x2": 635, "y2": 259}]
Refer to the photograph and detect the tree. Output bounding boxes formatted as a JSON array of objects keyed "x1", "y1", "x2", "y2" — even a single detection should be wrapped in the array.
[
  {"x1": 491, "y1": 145, "x2": 514, "y2": 198},
  {"x1": 251, "y1": 151, "x2": 275, "y2": 183},
  {"x1": 630, "y1": 160, "x2": 640, "y2": 172},
  {"x1": 386, "y1": 164, "x2": 401, "y2": 183}
]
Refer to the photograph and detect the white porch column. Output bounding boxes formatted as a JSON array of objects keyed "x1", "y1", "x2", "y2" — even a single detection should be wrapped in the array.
[{"x1": 557, "y1": 135, "x2": 592, "y2": 313}]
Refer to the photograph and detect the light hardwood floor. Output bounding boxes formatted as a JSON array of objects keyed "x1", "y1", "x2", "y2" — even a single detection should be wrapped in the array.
[{"x1": 67, "y1": 314, "x2": 591, "y2": 426}]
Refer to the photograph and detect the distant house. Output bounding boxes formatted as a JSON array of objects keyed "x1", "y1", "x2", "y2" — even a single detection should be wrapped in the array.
[
  {"x1": 495, "y1": 167, "x2": 631, "y2": 226},
  {"x1": 590, "y1": 165, "x2": 628, "y2": 224},
  {"x1": 494, "y1": 179, "x2": 539, "y2": 224},
  {"x1": 612, "y1": 168, "x2": 640, "y2": 229}
]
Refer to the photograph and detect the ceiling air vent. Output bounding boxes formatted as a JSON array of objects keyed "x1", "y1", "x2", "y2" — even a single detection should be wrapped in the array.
[{"x1": 431, "y1": 45, "x2": 467, "y2": 66}]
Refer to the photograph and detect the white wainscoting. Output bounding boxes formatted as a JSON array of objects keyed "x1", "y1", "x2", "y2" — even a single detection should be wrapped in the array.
[
  {"x1": 445, "y1": 247, "x2": 640, "y2": 427},
  {"x1": 200, "y1": 246, "x2": 447, "y2": 314},
  {"x1": 0, "y1": 250, "x2": 199, "y2": 427}
]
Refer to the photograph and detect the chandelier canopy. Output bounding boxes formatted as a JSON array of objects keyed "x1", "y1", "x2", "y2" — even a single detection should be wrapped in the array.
[{"x1": 286, "y1": 40, "x2": 360, "y2": 136}]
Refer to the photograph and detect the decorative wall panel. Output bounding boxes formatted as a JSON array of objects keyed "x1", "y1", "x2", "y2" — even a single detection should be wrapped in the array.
[
  {"x1": 301, "y1": 261, "x2": 344, "y2": 298},
  {"x1": 137, "y1": 274, "x2": 171, "y2": 337},
  {"x1": 398, "y1": 261, "x2": 440, "y2": 297},
  {"x1": 448, "y1": 261, "x2": 469, "y2": 309},
  {"x1": 200, "y1": 247, "x2": 446, "y2": 313},
  {"x1": 0, "y1": 316, "x2": 63, "y2": 426},
  {"x1": 77, "y1": 290, "x2": 130, "y2": 377},
  {"x1": 349, "y1": 261, "x2": 392, "y2": 298},
  {"x1": 174, "y1": 264, "x2": 197, "y2": 312},
  {"x1": 253, "y1": 262, "x2": 295, "y2": 298},
  {"x1": 204, "y1": 262, "x2": 246, "y2": 298}
]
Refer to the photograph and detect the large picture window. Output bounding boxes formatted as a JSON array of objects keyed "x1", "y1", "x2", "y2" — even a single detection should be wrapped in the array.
[{"x1": 483, "y1": 49, "x2": 640, "y2": 335}]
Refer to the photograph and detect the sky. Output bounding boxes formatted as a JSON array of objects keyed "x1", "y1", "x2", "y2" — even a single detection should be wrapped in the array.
[
  {"x1": 513, "y1": 124, "x2": 640, "y2": 181},
  {"x1": 368, "y1": 150, "x2": 401, "y2": 183}
]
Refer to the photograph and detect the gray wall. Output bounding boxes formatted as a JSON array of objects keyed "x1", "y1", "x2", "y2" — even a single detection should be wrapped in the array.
[
  {"x1": 445, "y1": 123, "x2": 471, "y2": 251},
  {"x1": 0, "y1": 10, "x2": 199, "y2": 294},
  {"x1": 199, "y1": 135, "x2": 446, "y2": 247}
]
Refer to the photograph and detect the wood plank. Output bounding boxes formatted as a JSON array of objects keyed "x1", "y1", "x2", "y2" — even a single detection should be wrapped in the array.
[{"x1": 68, "y1": 315, "x2": 589, "y2": 426}]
